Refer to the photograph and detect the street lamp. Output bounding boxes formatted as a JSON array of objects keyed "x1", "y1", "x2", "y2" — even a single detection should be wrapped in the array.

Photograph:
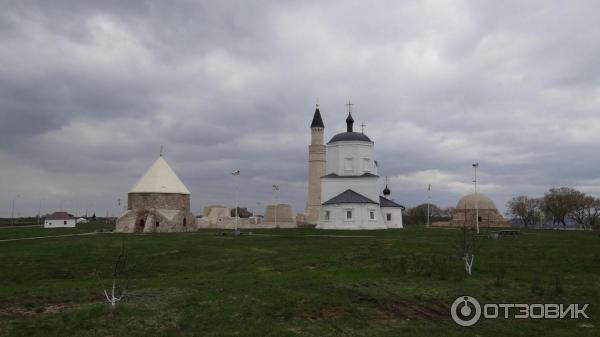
[
  {"x1": 11, "y1": 194, "x2": 20, "y2": 225},
  {"x1": 232, "y1": 169, "x2": 241, "y2": 234},
  {"x1": 37, "y1": 199, "x2": 43, "y2": 225},
  {"x1": 427, "y1": 184, "x2": 431, "y2": 228},
  {"x1": 472, "y1": 163, "x2": 480, "y2": 234},
  {"x1": 272, "y1": 184, "x2": 279, "y2": 228}
]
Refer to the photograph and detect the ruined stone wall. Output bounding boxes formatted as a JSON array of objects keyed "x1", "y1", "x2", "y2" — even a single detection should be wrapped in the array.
[
  {"x1": 449, "y1": 209, "x2": 511, "y2": 228},
  {"x1": 128, "y1": 193, "x2": 190, "y2": 212},
  {"x1": 115, "y1": 208, "x2": 196, "y2": 233}
]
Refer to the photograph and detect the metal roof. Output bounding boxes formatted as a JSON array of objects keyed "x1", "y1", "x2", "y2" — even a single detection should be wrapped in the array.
[
  {"x1": 310, "y1": 107, "x2": 324, "y2": 128},
  {"x1": 328, "y1": 131, "x2": 372, "y2": 143},
  {"x1": 46, "y1": 212, "x2": 74, "y2": 220},
  {"x1": 379, "y1": 196, "x2": 405, "y2": 209},
  {"x1": 322, "y1": 189, "x2": 379, "y2": 205},
  {"x1": 322, "y1": 172, "x2": 379, "y2": 178}
]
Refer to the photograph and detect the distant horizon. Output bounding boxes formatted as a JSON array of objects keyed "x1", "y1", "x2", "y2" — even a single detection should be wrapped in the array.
[{"x1": 2, "y1": 1, "x2": 600, "y2": 217}]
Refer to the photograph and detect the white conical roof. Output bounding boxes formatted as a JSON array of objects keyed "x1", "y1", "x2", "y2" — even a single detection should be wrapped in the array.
[{"x1": 129, "y1": 156, "x2": 191, "y2": 194}]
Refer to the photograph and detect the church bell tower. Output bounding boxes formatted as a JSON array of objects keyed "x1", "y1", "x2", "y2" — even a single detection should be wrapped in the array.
[{"x1": 305, "y1": 103, "x2": 326, "y2": 224}]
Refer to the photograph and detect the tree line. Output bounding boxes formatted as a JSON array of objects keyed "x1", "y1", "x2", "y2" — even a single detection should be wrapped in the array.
[{"x1": 506, "y1": 187, "x2": 600, "y2": 230}]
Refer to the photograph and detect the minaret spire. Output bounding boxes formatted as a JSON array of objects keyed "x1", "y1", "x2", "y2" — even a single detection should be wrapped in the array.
[{"x1": 310, "y1": 102, "x2": 324, "y2": 128}]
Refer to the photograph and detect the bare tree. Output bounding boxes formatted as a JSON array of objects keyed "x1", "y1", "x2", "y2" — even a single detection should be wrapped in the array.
[
  {"x1": 543, "y1": 187, "x2": 582, "y2": 229},
  {"x1": 405, "y1": 203, "x2": 442, "y2": 225},
  {"x1": 506, "y1": 196, "x2": 543, "y2": 228},
  {"x1": 585, "y1": 198, "x2": 600, "y2": 230},
  {"x1": 571, "y1": 194, "x2": 593, "y2": 229},
  {"x1": 572, "y1": 196, "x2": 600, "y2": 230},
  {"x1": 455, "y1": 227, "x2": 480, "y2": 276},
  {"x1": 103, "y1": 241, "x2": 132, "y2": 308}
]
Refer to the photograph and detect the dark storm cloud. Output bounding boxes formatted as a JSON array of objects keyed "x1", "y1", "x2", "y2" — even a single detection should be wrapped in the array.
[{"x1": 2, "y1": 0, "x2": 600, "y2": 217}]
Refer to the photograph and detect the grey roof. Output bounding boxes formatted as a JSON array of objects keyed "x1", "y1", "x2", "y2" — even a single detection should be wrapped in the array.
[
  {"x1": 323, "y1": 189, "x2": 379, "y2": 205},
  {"x1": 46, "y1": 211, "x2": 74, "y2": 220},
  {"x1": 310, "y1": 107, "x2": 324, "y2": 128},
  {"x1": 322, "y1": 172, "x2": 379, "y2": 178},
  {"x1": 328, "y1": 131, "x2": 372, "y2": 143},
  {"x1": 379, "y1": 196, "x2": 405, "y2": 209}
]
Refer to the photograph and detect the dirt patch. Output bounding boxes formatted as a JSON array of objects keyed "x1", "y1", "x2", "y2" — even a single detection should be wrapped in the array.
[
  {"x1": 270, "y1": 296, "x2": 449, "y2": 323},
  {"x1": 0, "y1": 303, "x2": 78, "y2": 319},
  {"x1": 0, "y1": 293, "x2": 102, "y2": 319},
  {"x1": 351, "y1": 295, "x2": 450, "y2": 321}
]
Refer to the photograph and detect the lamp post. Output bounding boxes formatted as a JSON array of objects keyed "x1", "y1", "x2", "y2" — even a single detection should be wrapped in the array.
[
  {"x1": 272, "y1": 184, "x2": 279, "y2": 228},
  {"x1": 426, "y1": 184, "x2": 431, "y2": 228},
  {"x1": 37, "y1": 199, "x2": 43, "y2": 225},
  {"x1": 232, "y1": 169, "x2": 241, "y2": 234},
  {"x1": 11, "y1": 194, "x2": 20, "y2": 225},
  {"x1": 472, "y1": 163, "x2": 480, "y2": 234}
]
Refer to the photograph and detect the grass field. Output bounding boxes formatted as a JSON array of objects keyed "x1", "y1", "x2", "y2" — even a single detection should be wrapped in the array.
[{"x1": 0, "y1": 223, "x2": 598, "y2": 336}]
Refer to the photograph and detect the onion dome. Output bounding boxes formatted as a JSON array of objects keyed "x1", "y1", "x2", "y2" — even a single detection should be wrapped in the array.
[
  {"x1": 346, "y1": 112, "x2": 354, "y2": 132},
  {"x1": 383, "y1": 184, "x2": 391, "y2": 196}
]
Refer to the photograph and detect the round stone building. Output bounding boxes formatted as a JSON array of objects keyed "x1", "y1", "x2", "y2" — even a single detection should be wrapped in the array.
[
  {"x1": 115, "y1": 154, "x2": 196, "y2": 233},
  {"x1": 449, "y1": 193, "x2": 511, "y2": 228}
]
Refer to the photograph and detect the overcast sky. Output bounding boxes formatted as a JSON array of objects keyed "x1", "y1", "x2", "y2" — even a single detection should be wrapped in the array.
[{"x1": 1, "y1": 0, "x2": 600, "y2": 218}]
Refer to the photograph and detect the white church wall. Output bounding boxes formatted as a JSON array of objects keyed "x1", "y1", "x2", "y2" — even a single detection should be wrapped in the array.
[
  {"x1": 321, "y1": 176, "x2": 380, "y2": 203},
  {"x1": 326, "y1": 141, "x2": 377, "y2": 176},
  {"x1": 317, "y1": 203, "x2": 386, "y2": 230},
  {"x1": 381, "y1": 207, "x2": 403, "y2": 228}
]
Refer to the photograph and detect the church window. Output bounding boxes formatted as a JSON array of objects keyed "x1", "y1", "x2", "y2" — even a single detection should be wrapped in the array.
[
  {"x1": 369, "y1": 211, "x2": 375, "y2": 220},
  {"x1": 346, "y1": 209, "x2": 353, "y2": 220},
  {"x1": 386, "y1": 213, "x2": 392, "y2": 221},
  {"x1": 64, "y1": 221, "x2": 67, "y2": 225},
  {"x1": 363, "y1": 158, "x2": 371, "y2": 172},
  {"x1": 344, "y1": 156, "x2": 354, "y2": 172},
  {"x1": 324, "y1": 210, "x2": 330, "y2": 220}
]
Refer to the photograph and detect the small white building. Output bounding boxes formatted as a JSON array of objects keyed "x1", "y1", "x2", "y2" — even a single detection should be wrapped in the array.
[
  {"x1": 44, "y1": 212, "x2": 76, "y2": 228},
  {"x1": 76, "y1": 217, "x2": 89, "y2": 224},
  {"x1": 317, "y1": 107, "x2": 404, "y2": 230}
]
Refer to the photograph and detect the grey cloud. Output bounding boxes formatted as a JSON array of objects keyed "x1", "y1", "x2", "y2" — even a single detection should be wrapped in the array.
[{"x1": 2, "y1": 0, "x2": 600, "y2": 217}]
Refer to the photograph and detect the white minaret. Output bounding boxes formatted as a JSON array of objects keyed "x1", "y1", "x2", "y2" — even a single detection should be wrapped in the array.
[{"x1": 305, "y1": 103, "x2": 326, "y2": 224}]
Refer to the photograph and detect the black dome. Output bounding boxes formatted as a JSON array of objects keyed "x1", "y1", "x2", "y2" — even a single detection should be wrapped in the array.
[
  {"x1": 328, "y1": 131, "x2": 372, "y2": 143},
  {"x1": 383, "y1": 185, "x2": 391, "y2": 196}
]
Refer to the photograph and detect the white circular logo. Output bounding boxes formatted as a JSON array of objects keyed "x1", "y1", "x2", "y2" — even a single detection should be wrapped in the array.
[{"x1": 451, "y1": 296, "x2": 482, "y2": 326}]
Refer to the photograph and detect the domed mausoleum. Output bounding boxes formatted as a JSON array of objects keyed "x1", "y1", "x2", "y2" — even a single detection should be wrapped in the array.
[
  {"x1": 115, "y1": 154, "x2": 196, "y2": 233},
  {"x1": 449, "y1": 193, "x2": 511, "y2": 228}
]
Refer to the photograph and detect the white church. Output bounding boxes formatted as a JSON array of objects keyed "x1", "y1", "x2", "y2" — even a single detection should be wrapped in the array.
[{"x1": 306, "y1": 103, "x2": 404, "y2": 230}]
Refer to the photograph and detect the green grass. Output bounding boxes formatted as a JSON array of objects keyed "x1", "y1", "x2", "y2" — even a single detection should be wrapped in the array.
[{"x1": 0, "y1": 224, "x2": 599, "y2": 336}]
